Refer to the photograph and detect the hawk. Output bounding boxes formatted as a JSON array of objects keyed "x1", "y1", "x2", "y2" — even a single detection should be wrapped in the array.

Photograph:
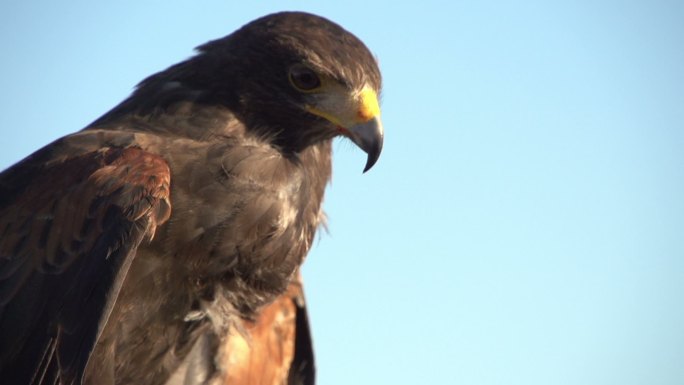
[{"x1": 0, "y1": 11, "x2": 382, "y2": 385}]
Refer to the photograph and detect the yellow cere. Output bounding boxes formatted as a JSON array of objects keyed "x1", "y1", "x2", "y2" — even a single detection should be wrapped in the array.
[
  {"x1": 304, "y1": 83, "x2": 381, "y2": 129},
  {"x1": 357, "y1": 87, "x2": 381, "y2": 122}
]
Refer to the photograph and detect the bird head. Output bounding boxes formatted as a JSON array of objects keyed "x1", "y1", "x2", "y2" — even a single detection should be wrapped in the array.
[{"x1": 199, "y1": 12, "x2": 384, "y2": 172}]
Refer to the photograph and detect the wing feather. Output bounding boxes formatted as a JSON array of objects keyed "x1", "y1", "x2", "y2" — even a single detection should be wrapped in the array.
[
  {"x1": 0, "y1": 145, "x2": 171, "y2": 385},
  {"x1": 221, "y1": 274, "x2": 315, "y2": 385}
]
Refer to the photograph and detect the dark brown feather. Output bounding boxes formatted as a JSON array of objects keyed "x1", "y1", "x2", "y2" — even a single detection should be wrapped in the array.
[{"x1": 0, "y1": 146, "x2": 171, "y2": 385}]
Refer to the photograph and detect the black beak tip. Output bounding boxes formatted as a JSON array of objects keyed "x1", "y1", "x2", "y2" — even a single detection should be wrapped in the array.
[
  {"x1": 362, "y1": 135, "x2": 383, "y2": 173},
  {"x1": 348, "y1": 116, "x2": 384, "y2": 173},
  {"x1": 362, "y1": 146, "x2": 382, "y2": 173}
]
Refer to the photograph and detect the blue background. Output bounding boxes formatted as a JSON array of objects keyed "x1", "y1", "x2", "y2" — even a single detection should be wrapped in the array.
[{"x1": 1, "y1": 1, "x2": 683, "y2": 384}]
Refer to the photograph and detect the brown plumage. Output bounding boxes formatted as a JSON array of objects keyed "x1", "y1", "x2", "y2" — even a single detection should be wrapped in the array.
[
  {"x1": 222, "y1": 274, "x2": 313, "y2": 385},
  {"x1": 0, "y1": 11, "x2": 382, "y2": 385}
]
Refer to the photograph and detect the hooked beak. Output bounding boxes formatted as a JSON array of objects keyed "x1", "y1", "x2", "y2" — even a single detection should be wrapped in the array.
[
  {"x1": 346, "y1": 116, "x2": 384, "y2": 172},
  {"x1": 305, "y1": 85, "x2": 384, "y2": 172}
]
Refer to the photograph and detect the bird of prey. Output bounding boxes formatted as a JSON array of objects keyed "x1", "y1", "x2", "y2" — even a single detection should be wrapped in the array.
[{"x1": 0, "y1": 11, "x2": 382, "y2": 385}]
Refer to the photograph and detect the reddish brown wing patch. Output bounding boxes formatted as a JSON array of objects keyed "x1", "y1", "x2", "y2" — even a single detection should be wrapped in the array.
[
  {"x1": 222, "y1": 276, "x2": 314, "y2": 385},
  {"x1": 0, "y1": 147, "x2": 170, "y2": 277},
  {"x1": 89, "y1": 148, "x2": 171, "y2": 234},
  {"x1": 0, "y1": 146, "x2": 171, "y2": 385}
]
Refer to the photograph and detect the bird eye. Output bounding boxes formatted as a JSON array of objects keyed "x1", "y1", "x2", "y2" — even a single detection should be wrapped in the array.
[{"x1": 289, "y1": 66, "x2": 321, "y2": 91}]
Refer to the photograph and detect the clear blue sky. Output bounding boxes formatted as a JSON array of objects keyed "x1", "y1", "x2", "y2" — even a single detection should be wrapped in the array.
[{"x1": 1, "y1": 1, "x2": 683, "y2": 384}]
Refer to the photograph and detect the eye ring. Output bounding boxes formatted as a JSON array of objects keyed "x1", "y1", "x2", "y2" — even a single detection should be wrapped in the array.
[{"x1": 288, "y1": 65, "x2": 321, "y2": 92}]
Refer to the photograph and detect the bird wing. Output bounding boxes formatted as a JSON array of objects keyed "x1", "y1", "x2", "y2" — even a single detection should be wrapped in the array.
[
  {"x1": 221, "y1": 274, "x2": 315, "y2": 385},
  {"x1": 0, "y1": 144, "x2": 171, "y2": 385},
  {"x1": 286, "y1": 278, "x2": 316, "y2": 385}
]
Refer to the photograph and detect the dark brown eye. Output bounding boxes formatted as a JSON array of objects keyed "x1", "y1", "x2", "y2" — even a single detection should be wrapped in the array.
[{"x1": 289, "y1": 66, "x2": 321, "y2": 91}]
